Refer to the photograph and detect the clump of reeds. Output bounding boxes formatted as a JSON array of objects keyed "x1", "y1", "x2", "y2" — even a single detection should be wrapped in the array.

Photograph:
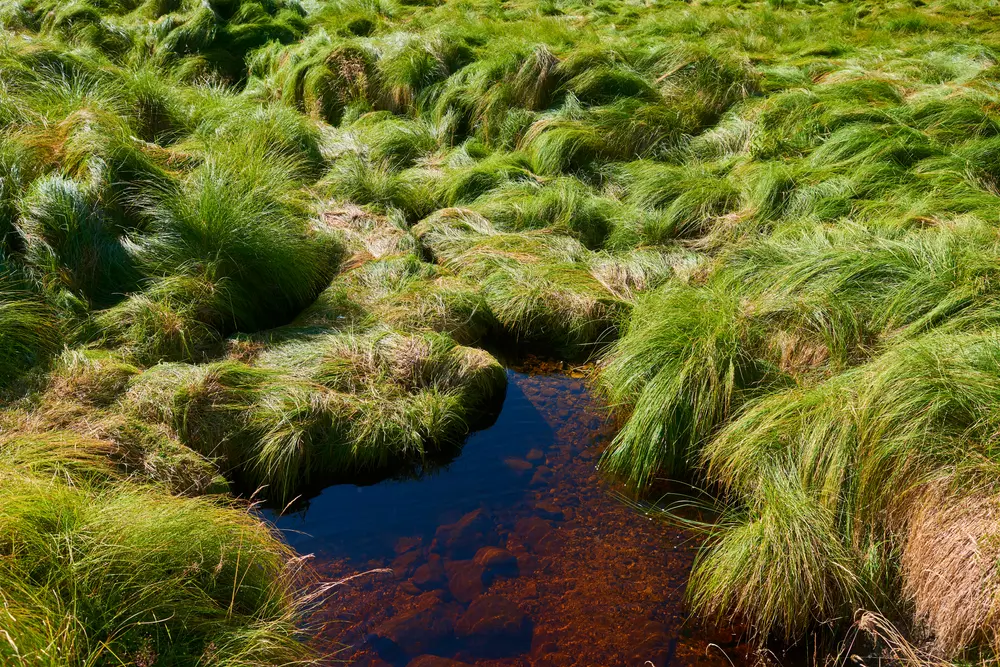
[{"x1": 96, "y1": 139, "x2": 343, "y2": 363}]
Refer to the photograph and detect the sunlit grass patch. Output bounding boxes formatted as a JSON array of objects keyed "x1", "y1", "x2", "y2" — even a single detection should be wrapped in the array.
[
  {"x1": 0, "y1": 466, "x2": 316, "y2": 666},
  {"x1": 122, "y1": 326, "x2": 506, "y2": 502}
]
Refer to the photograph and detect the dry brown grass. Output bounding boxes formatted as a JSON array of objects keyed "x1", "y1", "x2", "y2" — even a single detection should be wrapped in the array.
[
  {"x1": 44, "y1": 351, "x2": 140, "y2": 406},
  {"x1": 768, "y1": 330, "x2": 830, "y2": 379},
  {"x1": 902, "y1": 483, "x2": 1000, "y2": 657},
  {"x1": 317, "y1": 203, "x2": 412, "y2": 262},
  {"x1": 0, "y1": 396, "x2": 224, "y2": 496},
  {"x1": 855, "y1": 611, "x2": 951, "y2": 667}
]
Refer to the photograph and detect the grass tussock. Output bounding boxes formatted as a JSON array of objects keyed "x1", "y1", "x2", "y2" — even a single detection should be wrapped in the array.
[
  {"x1": 122, "y1": 327, "x2": 506, "y2": 502},
  {"x1": 298, "y1": 252, "x2": 495, "y2": 344},
  {"x1": 0, "y1": 467, "x2": 316, "y2": 666},
  {"x1": 0, "y1": 269, "x2": 61, "y2": 387},
  {"x1": 415, "y1": 208, "x2": 682, "y2": 356}
]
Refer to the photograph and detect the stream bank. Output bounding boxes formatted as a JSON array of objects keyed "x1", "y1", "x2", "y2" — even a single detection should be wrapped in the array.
[{"x1": 273, "y1": 365, "x2": 752, "y2": 666}]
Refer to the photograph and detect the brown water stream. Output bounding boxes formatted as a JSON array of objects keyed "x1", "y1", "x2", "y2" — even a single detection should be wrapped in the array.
[{"x1": 272, "y1": 364, "x2": 753, "y2": 666}]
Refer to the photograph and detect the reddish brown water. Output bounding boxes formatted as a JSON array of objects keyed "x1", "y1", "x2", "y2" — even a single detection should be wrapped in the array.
[{"x1": 273, "y1": 365, "x2": 752, "y2": 666}]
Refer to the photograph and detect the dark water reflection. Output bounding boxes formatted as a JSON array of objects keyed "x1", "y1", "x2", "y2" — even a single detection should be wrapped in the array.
[
  {"x1": 271, "y1": 368, "x2": 751, "y2": 667},
  {"x1": 276, "y1": 375, "x2": 552, "y2": 557}
]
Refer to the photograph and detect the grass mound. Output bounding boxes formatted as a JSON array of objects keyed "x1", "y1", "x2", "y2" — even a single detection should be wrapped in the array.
[
  {"x1": 298, "y1": 252, "x2": 494, "y2": 345},
  {"x1": 415, "y1": 208, "x2": 643, "y2": 356},
  {"x1": 123, "y1": 327, "x2": 506, "y2": 502},
  {"x1": 0, "y1": 466, "x2": 313, "y2": 666},
  {"x1": 0, "y1": 269, "x2": 61, "y2": 387}
]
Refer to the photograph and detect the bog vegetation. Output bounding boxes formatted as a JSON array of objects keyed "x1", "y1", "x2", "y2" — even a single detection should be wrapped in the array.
[{"x1": 0, "y1": 0, "x2": 997, "y2": 663}]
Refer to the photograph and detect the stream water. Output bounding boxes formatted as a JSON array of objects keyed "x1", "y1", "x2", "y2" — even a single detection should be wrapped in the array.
[{"x1": 272, "y1": 365, "x2": 752, "y2": 666}]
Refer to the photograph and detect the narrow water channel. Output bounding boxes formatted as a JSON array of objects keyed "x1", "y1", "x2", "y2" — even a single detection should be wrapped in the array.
[{"x1": 273, "y1": 366, "x2": 751, "y2": 666}]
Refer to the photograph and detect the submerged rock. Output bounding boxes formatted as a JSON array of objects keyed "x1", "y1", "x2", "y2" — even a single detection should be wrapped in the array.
[
  {"x1": 359, "y1": 657, "x2": 393, "y2": 667},
  {"x1": 412, "y1": 554, "x2": 447, "y2": 590},
  {"x1": 531, "y1": 630, "x2": 562, "y2": 663},
  {"x1": 631, "y1": 631, "x2": 677, "y2": 667},
  {"x1": 371, "y1": 591, "x2": 462, "y2": 659},
  {"x1": 515, "y1": 516, "x2": 555, "y2": 553},
  {"x1": 473, "y1": 546, "x2": 519, "y2": 580},
  {"x1": 504, "y1": 457, "x2": 533, "y2": 472},
  {"x1": 400, "y1": 580, "x2": 422, "y2": 596},
  {"x1": 445, "y1": 559, "x2": 487, "y2": 603},
  {"x1": 455, "y1": 595, "x2": 532, "y2": 656},
  {"x1": 534, "y1": 500, "x2": 565, "y2": 521},
  {"x1": 433, "y1": 509, "x2": 500, "y2": 558},
  {"x1": 529, "y1": 465, "x2": 553, "y2": 487},
  {"x1": 622, "y1": 621, "x2": 680, "y2": 667},
  {"x1": 395, "y1": 536, "x2": 423, "y2": 554},
  {"x1": 392, "y1": 549, "x2": 423, "y2": 577},
  {"x1": 407, "y1": 656, "x2": 473, "y2": 667}
]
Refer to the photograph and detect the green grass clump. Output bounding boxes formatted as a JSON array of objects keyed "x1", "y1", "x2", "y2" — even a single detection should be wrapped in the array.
[
  {"x1": 248, "y1": 36, "x2": 376, "y2": 124},
  {"x1": 123, "y1": 359, "x2": 272, "y2": 464},
  {"x1": 0, "y1": 269, "x2": 61, "y2": 387},
  {"x1": 18, "y1": 173, "x2": 139, "y2": 307},
  {"x1": 689, "y1": 473, "x2": 862, "y2": 642},
  {"x1": 469, "y1": 176, "x2": 616, "y2": 249},
  {"x1": 246, "y1": 330, "x2": 504, "y2": 498},
  {"x1": 480, "y1": 261, "x2": 626, "y2": 357},
  {"x1": 600, "y1": 220, "x2": 1000, "y2": 644},
  {"x1": 0, "y1": 465, "x2": 315, "y2": 666},
  {"x1": 680, "y1": 330, "x2": 1000, "y2": 642},
  {"x1": 523, "y1": 117, "x2": 606, "y2": 175},
  {"x1": 301, "y1": 252, "x2": 494, "y2": 345},
  {"x1": 16, "y1": 351, "x2": 231, "y2": 495},
  {"x1": 616, "y1": 160, "x2": 741, "y2": 241},
  {"x1": 95, "y1": 274, "x2": 227, "y2": 365},
  {"x1": 323, "y1": 154, "x2": 438, "y2": 221},
  {"x1": 46, "y1": 347, "x2": 139, "y2": 406},
  {"x1": 148, "y1": 0, "x2": 308, "y2": 81},
  {"x1": 598, "y1": 281, "x2": 773, "y2": 488},
  {"x1": 437, "y1": 150, "x2": 537, "y2": 205},
  {"x1": 131, "y1": 142, "x2": 342, "y2": 333},
  {"x1": 414, "y1": 208, "x2": 637, "y2": 355},
  {"x1": 123, "y1": 327, "x2": 506, "y2": 502},
  {"x1": 182, "y1": 101, "x2": 327, "y2": 179}
]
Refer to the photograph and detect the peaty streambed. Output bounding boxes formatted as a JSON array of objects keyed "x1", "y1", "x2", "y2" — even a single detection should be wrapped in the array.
[{"x1": 272, "y1": 366, "x2": 750, "y2": 666}]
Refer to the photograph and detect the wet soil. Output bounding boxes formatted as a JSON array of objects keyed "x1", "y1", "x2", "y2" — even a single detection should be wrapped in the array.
[{"x1": 273, "y1": 364, "x2": 753, "y2": 667}]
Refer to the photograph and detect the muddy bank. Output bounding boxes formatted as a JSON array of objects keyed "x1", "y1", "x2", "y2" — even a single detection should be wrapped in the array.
[{"x1": 274, "y1": 367, "x2": 751, "y2": 666}]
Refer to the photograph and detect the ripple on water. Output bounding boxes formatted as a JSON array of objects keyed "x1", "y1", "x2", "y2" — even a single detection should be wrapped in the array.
[{"x1": 271, "y1": 368, "x2": 751, "y2": 667}]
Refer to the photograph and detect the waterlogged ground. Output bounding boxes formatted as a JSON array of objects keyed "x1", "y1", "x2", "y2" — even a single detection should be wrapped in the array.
[{"x1": 274, "y1": 365, "x2": 751, "y2": 666}]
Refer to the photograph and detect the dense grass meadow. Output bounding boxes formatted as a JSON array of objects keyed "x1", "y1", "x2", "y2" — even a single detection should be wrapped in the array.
[{"x1": 1, "y1": 0, "x2": 1000, "y2": 663}]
